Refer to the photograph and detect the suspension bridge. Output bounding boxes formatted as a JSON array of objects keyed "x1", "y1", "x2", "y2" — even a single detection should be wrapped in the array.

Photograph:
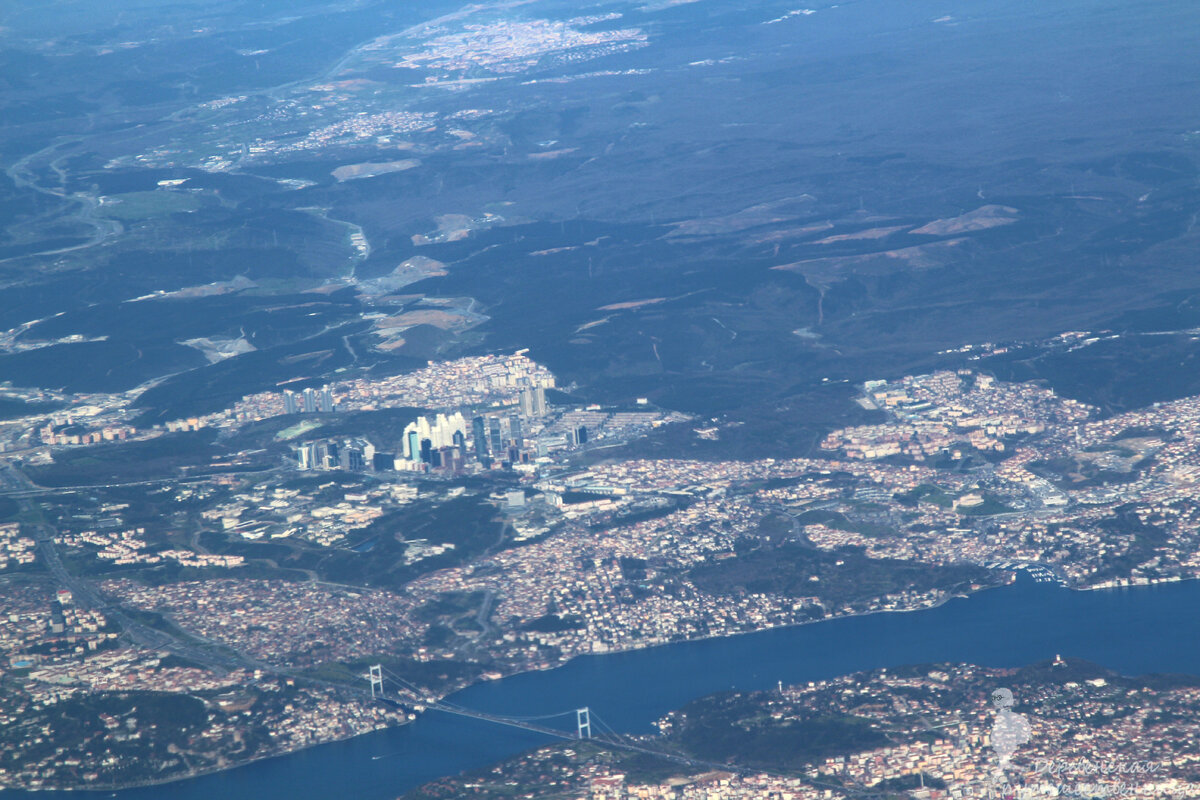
[
  {"x1": 368, "y1": 664, "x2": 639, "y2": 746},
  {"x1": 361, "y1": 664, "x2": 925, "y2": 799}
]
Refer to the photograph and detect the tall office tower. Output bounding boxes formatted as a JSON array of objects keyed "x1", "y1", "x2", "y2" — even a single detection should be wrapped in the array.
[
  {"x1": 345, "y1": 447, "x2": 366, "y2": 472},
  {"x1": 575, "y1": 425, "x2": 588, "y2": 445},
  {"x1": 419, "y1": 438, "x2": 433, "y2": 464},
  {"x1": 406, "y1": 429, "x2": 420, "y2": 462},
  {"x1": 295, "y1": 444, "x2": 312, "y2": 470},
  {"x1": 488, "y1": 416, "x2": 503, "y2": 454},
  {"x1": 472, "y1": 416, "x2": 488, "y2": 459},
  {"x1": 518, "y1": 387, "x2": 548, "y2": 418},
  {"x1": 452, "y1": 430, "x2": 466, "y2": 451},
  {"x1": 284, "y1": 390, "x2": 299, "y2": 415},
  {"x1": 532, "y1": 386, "x2": 547, "y2": 416},
  {"x1": 319, "y1": 385, "x2": 334, "y2": 413},
  {"x1": 402, "y1": 412, "x2": 468, "y2": 460},
  {"x1": 302, "y1": 387, "x2": 317, "y2": 413},
  {"x1": 508, "y1": 413, "x2": 523, "y2": 445}
]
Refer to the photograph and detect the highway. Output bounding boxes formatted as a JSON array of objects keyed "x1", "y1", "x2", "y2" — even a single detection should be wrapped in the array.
[
  {"x1": 0, "y1": 463, "x2": 260, "y2": 673},
  {"x1": 0, "y1": 470, "x2": 271, "y2": 499},
  {"x1": 1, "y1": 461, "x2": 904, "y2": 799}
]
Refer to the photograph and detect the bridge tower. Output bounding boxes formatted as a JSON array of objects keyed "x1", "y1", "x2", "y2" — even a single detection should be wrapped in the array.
[
  {"x1": 369, "y1": 664, "x2": 383, "y2": 699},
  {"x1": 576, "y1": 707, "x2": 591, "y2": 739}
]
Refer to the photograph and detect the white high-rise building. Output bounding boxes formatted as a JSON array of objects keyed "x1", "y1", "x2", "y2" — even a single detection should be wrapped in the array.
[
  {"x1": 402, "y1": 412, "x2": 468, "y2": 460},
  {"x1": 519, "y1": 387, "x2": 547, "y2": 417}
]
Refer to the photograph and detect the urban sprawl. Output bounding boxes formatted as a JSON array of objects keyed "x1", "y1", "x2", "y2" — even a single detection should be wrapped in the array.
[{"x1": 3, "y1": 342, "x2": 1200, "y2": 793}]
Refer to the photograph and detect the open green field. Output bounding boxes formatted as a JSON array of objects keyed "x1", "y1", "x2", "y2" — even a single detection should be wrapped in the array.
[
  {"x1": 274, "y1": 419, "x2": 325, "y2": 442},
  {"x1": 95, "y1": 191, "x2": 204, "y2": 220}
]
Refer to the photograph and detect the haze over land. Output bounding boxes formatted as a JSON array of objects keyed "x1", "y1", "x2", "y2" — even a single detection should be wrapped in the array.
[
  {"x1": 2, "y1": 0, "x2": 1200, "y2": 796},
  {"x1": 1, "y1": 0, "x2": 1198, "y2": 424}
]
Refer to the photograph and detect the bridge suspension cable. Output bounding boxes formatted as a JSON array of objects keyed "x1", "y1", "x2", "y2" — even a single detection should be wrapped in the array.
[
  {"x1": 484, "y1": 709, "x2": 578, "y2": 723},
  {"x1": 366, "y1": 665, "x2": 900, "y2": 799},
  {"x1": 588, "y1": 710, "x2": 636, "y2": 746}
]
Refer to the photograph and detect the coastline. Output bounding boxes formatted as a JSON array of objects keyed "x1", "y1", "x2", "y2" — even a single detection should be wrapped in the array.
[
  {"x1": 0, "y1": 573, "x2": 1012, "y2": 794},
  {"x1": 1078, "y1": 574, "x2": 1196, "y2": 590},
  {"x1": 7, "y1": 572, "x2": 1200, "y2": 796},
  {"x1": 15, "y1": 568, "x2": 1198, "y2": 793},
  {"x1": 0, "y1": 726, "x2": 395, "y2": 794}
]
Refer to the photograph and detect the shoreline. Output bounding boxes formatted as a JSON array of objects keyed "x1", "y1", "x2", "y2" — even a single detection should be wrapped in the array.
[
  {"x1": 0, "y1": 725, "x2": 394, "y2": 794},
  {"x1": 0, "y1": 575, "x2": 1010, "y2": 794},
  {"x1": 11, "y1": 570, "x2": 1197, "y2": 794}
]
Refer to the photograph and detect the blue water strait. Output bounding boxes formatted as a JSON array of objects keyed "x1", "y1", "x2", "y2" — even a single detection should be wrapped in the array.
[{"x1": 7, "y1": 578, "x2": 1197, "y2": 800}]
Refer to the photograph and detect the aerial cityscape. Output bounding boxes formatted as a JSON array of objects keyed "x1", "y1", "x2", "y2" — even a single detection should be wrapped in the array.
[{"x1": 2, "y1": 0, "x2": 1200, "y2": 797}]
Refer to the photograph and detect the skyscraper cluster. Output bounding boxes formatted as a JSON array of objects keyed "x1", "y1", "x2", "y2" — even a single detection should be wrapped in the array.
[
  {"x1": 286, "y1": 372, "x2": 580, "y2": 475},
  {"x1": 284, "y1": 385, "x2": 335, "y2": 415},
  {"x1": 295, "y1": 438, "x2": 376, "y2": 471},
  {"x1": 470, "y1": 412, "x2": 527, "y2": 467},
  {"x1": 402, "y1": 412, "x2": 469, "y2": 463}
]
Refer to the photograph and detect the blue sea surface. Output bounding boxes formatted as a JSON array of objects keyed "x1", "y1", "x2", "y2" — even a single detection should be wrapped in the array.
[{"x1": 8, "y1": 578, "x2": 1196, "y2": 800}]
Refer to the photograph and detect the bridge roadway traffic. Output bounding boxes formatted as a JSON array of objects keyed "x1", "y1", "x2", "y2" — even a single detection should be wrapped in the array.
[
  {"x1": 373, "y1": 665, "x2": 895, "y2": 800},
  {"x1": 405, "y1": 695, "x2": 899, "y2": 800}
]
